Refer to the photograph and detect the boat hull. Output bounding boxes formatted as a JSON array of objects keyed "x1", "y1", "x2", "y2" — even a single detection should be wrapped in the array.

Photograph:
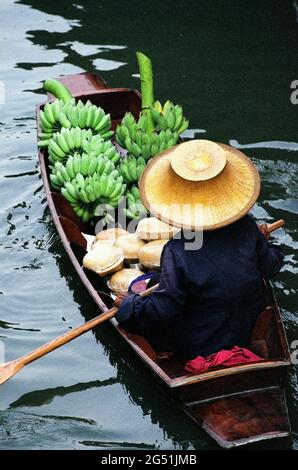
[{"x1": 37, "y1": 72, "x2": 291, "y2": 448}]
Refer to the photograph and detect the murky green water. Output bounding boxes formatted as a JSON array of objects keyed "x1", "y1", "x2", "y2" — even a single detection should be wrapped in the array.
[{"x1": 0, "y1": 0, "x2": 297, "y2": 450}]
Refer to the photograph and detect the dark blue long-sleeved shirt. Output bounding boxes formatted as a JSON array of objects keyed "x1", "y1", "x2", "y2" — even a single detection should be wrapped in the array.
[{"x1": 116, "y1": 215, "x2": 284, "y2": 359}]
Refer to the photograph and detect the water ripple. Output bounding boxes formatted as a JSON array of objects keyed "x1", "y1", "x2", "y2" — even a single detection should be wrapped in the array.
[{"x1": 230, "y1": 139, "x2": 298, "y2": 151}]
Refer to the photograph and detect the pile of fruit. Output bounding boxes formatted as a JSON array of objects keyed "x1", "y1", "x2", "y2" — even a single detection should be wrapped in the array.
[
  {"x1": 38, "y1": 79, "x2": 125, "y2": 223},
  {"x1": 39, "y1": 52, "x2": 189, "y2": 224}
]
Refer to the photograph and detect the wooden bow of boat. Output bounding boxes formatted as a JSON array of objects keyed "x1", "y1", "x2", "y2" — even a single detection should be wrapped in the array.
[{"x1": 36, "y1": 72, "x2": 291, "y2": 448}]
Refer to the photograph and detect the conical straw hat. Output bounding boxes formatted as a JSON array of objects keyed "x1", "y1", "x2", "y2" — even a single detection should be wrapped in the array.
[{"x1": 139, "y1": 140, "x2": 260, "y2": 231}]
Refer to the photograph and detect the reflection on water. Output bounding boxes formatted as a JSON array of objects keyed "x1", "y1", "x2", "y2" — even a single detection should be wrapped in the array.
[
  {"x1": 9, "y1": 377, "x2": 118, "y2": 408},
  {"x1": 0, "y1": 0, "x2": 297, "y2": 450}
]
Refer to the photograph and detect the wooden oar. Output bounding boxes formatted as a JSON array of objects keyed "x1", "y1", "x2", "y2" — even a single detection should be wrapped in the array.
[
  {"x1": 266, "y1": 219, "x2": 285, "y2": 233},
  {"x1": 0, "y1": 285, "x2": 158, "y2": 386},
  {"x1": 0, "y1": 219, "x2": 284, "y2": 385}
]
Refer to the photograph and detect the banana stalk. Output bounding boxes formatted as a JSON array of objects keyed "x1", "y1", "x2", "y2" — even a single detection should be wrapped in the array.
[
  {"x1": 43, "y1": 79, "x2": 74, "y2": 104},
  {"x1": 136, "y1": 52, "x2": 155, "y2": 133}
]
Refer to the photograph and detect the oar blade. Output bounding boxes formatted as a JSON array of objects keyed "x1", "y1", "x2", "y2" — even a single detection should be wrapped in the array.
[{"x1": 0, "y1": 360, "x2": 23, "y2": 385}]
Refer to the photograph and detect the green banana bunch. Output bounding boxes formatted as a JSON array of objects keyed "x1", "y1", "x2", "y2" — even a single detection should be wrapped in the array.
[
  {"x1": 73, "y1": 171, "x2": 124, "y2": 205},
  {"x1": 48, "y1": 128, "x2": 120, "y2": 165},
  {"x1": 120, "y1": 128, "x2": 179, "y2": 160},
  {"x1": 49, "y1": 152, "x2": 116, "y2": 189},
  {"x1": 64, "y1": 100, "x2": 113, "y2": 138},
  {"x1": 150, "y1": 100, "x2": 189, "y2": 134},
  {"x1": 115, "y1": 113, "x2": 137, "y2": 147},
  {"x1": 82, "y1": 135, "x2": 120, "y2": 164},
  {"x1": 119, "y1": 156, "x2": 146, "y2": 184},
  {"x1": 48, "y1": 127, "x2": 93, "y2": 164},
  {"x1": 95, "y1": 171, "x2": 126, "y2": 208},
  {"x1": 115, "y1": 112, "x2": 150, "y2": 148},
  {"x1": 59, "y1": 167, "x2": 125, "y2": 224},
  {"x1": 123, "y1": 185, "x2": 147, "y2": 220},
  {"x1": 38, "y1": 99, "x2": 71, "y2": 147},
  {"x1": 115, "y1": 111, "x2": 180, "y2": 160},
  {"x1": 38, "y1": 99, "x2": 113, "y2": 148}
]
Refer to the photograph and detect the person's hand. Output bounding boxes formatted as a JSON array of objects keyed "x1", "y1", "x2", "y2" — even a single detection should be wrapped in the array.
[
  {"x1": 113, "y1": 292, "x2": 129, "y2": 308},
  {"x1": 258, "y1": 223, "x2": 270, "y2": 240}
]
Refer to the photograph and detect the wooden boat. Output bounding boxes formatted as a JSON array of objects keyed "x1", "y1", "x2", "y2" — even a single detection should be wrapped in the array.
[{"x1": 36, "y1": 72, "x2": 291, "y2": 448}]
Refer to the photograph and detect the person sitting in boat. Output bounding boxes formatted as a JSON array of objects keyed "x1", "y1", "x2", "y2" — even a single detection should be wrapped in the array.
[{"x1": 114, "y1": 140, "x2": 284, "y2": 360}]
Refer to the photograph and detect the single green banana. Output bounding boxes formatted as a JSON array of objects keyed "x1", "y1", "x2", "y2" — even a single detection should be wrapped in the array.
[
  {"x1": 128, "y1": 157, "x2": 137, "y2": 181},
  {"x1": 120, "y1": 161, "x2": 132, "y2": 184},
  {"x1": 65, "y1": 181, "x2": 78, "y2": 200},
  {"x1": 85, "y1": 184, "x2": 96, "y2": 202},
  {"x1": 93, "y1": 179, "x2": 102, "y2": 199},
  {"x1": 44, "y1": 103, "x2": 56, "y2": 125},
  {"x1": 40, "y1": 111, "x2": 53, "y2": 131},
  {"x1": 58, "y1": 112, "x2": 71, "y2": 129},
  {"x1": 99, "y1": 174, "x2": 108, "y2": 195},
  {"x1": 72, "y1": 203, "x2": 85, "y2": 218},
  {"x1": 49, "y1": 140, "x2": 65, "y2": 160},
  {"x1": 94, "y1": 113, "x2": 110, "y2": 133},
  {"x1": 86, "y1": 106, "x2": 95, "y2": 128},
  {"x1": 70, "y1": 107, "x2": 79, "y2": 127},
  {"x1": 77, "y1": 185, "x2": 90, "y2": 204},
  {"x1": 61, "y1": 187, "x2": 77, "y2": 204},
  {"x1": 154, "y1": 100, "x2": 163, "y2": 112},
  {"x1": 88, "y1": 156, "x2": 98, "y2": 175},
  {"x1": 61, "y1": 165, "x2": 71, "y2": 183},
  {"x1": 66, "y1": 157, "x2": 76, "y2": 179},
  {"x1": 73, "y1": 127, "x2": 82, "y2": 148},
  {"x1": 103, "y1": 159, "x2": 114, "y2": 175},
  {"x1": 92, "y1": 108, "x2": 101, "y2": 128},
  {"x1": 78, "y1": 106, "x2": 87, "y2": 128},
  {"x1": 131, "y1": 185, "x2": 140, "y2": 200},
  {"x1": 52, "y1": 99, "x2": 63, "y2": 121},
  {"x1": 62, "y1": 128, "x2": 75, "y2": 150},
  {"x1": 165, "y1": 109, "x2": 176, "y2": 130},
  {"x1": 177, "y1": 118, "x2": 189, "y2": 134},
  {"x1": 82, "y1": 208, "x2": 90, "y2": 223},
  {"x1": 108, "y1": 181, "x2": 123, "y2": 199},
  {"x1": 72, "y1": 154, "x2": 81, "y2": 174},
  {"x1": 82, "y1": 152, "x2": 91, "y2": 175},
  {"x1": 96, "y1": 157, "x2": 106, "y2": 175},
  {"x1": 173, "y1": 105, "x2": 183, "y2": 131},
  {"x1": 57, "y1": 133, "x2": 69, "y2": 154},
  {"x1": 103, "y1": 176, "x2": 116, "y2": 197},
  {"x1": 49, "y1": 173, "x2": 60, "y2": 190},
  {"x1": 150, "y1": 107, "x2": 162, "y2": 126}
]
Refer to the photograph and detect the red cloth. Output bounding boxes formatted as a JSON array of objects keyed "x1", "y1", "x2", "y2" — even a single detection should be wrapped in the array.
[{"x1": 185, "y1": 346, "x2": 263, "y2": 374}]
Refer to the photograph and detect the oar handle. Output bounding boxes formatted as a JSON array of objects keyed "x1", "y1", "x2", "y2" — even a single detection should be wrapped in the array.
[
  {"x1": 21, "y1": 307, "x2": 117, "y2": 366},
  {"x1": 19, "y1": 284, "x2": 156, "y2": 367},
  {"x1": 267, "y1": 219, "x2": 285, "y2": 233},
  {"x1": 140, "y1": 283, "x2": 159, "y2": 296}
]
